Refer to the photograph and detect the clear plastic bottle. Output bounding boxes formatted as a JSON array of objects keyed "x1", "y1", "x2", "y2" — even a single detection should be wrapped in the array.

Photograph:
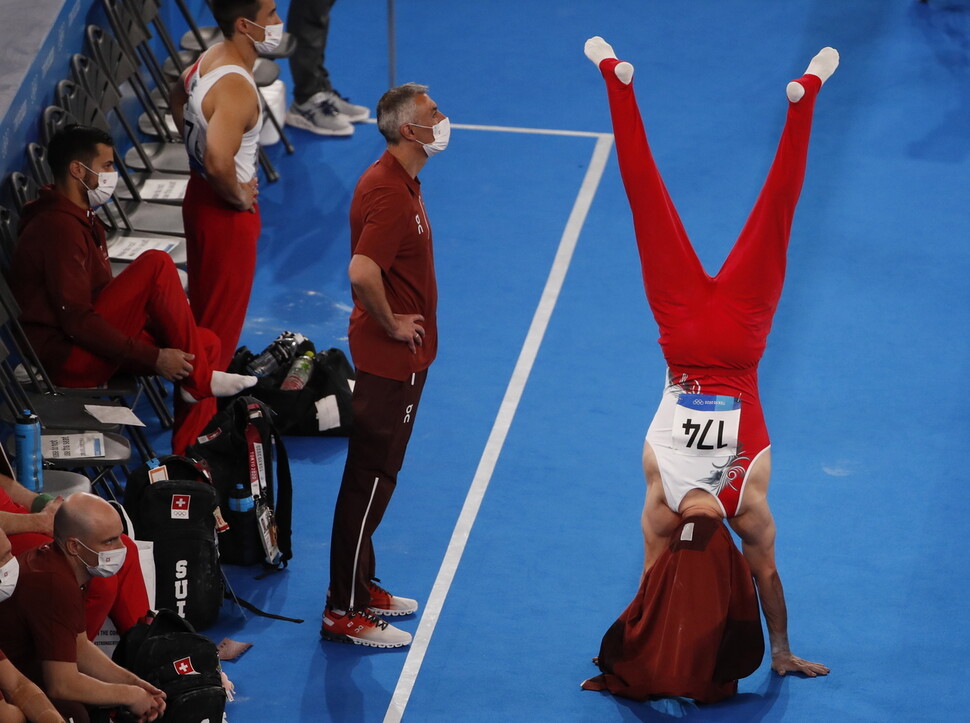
[
  {"x1": 280, "y1": 351, "x2": 315, "y2": 391},
  {"x1": 246, "y1": 332, "x2": 303, "y2": 377}
]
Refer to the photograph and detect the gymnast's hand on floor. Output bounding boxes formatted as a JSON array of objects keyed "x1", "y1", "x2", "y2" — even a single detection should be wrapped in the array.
[{"x1": 772, "y1": 652, "x2": 830, "y2": 677}]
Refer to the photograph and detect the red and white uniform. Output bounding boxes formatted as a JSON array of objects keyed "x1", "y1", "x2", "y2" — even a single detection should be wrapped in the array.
[
  {"x1": 599, "y1": 58, "x2": 822, "y2": 517},
  {"x1": 181, "y1": 52, "x2": 262, "y2": 374},
  {"x1": 183, "y1": 51, "x2": 261, "y2": 182}
]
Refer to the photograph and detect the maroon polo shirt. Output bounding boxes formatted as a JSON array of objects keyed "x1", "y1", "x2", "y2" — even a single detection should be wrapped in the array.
[
  {"x1": 0, "y1": 544, "x2": 85, "y2": 686},
  {"x1": 348, "y1": 150, "x2": 438, "y2": 381}
]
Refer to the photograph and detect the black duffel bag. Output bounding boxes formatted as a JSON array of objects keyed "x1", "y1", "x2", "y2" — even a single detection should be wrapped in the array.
[{"x1": 227, "y1": 342, "x2": 355, "y2": 436}]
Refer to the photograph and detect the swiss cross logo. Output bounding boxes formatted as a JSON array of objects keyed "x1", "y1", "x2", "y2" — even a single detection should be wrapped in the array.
[
  {"x1": 173, "y1": 656, "x2": 198, "y2": 675},
  {"x1": 171, "y1": 494, "x2": 191, "y2": 520}
]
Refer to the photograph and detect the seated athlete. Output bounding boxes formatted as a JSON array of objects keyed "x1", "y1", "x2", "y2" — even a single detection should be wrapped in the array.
[
  {"x1": 581, "y1": 37, "x2": 834, "y2": 700},
  {"x1": 0, "y1": 493, "x2": 166, "y2": 723},
  {"x1": 9, "y1": 124, "x2": 256, "y2": 453},
  {"x1": 0, "y1": 529, "x2": 64, "y2": 722},
  {"x1": 0, "y1": 469, "x2": 148, "y2": 643}
]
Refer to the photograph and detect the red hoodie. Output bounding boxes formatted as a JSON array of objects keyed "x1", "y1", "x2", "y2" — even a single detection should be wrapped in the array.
[{"x1": 9, "y1": 186, "x2": 158, "y2": 376}]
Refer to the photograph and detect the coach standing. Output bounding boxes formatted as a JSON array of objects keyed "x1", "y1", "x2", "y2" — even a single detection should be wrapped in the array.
[{"x1": 321, "y1": 83, "x2": 450, "y2": 649}]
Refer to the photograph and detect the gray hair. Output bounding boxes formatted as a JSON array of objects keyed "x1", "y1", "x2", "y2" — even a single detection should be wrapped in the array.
[{"x1": 376, "y1": 82, "x2": 429, "y2": 145}]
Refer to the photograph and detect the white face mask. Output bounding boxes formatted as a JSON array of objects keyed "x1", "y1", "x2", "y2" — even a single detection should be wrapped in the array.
[
  {"x1": 245, "y1": 20, "x2": 284, "y2": 54},
  {"x1": 0, "y1": 557, "x2": 19, "y2": 602},
  {"x1": 410, "y1": 117, "x2": 451, "y2": 156},
  {"x1": 80, "y1": 163, "x2": 118, "y2": 208},
  {"x1": 74, "y1": 539, "x2": 127, "y2": 578}
]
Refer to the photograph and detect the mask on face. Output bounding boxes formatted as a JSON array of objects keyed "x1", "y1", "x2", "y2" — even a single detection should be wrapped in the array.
[
  {"x1": 410, "y1": 117, "x2": 451, "y2": 157},
  {"x1": 79, "y1": 163, "x2": 118, "y2": 208},
  {"x1": 245, "y1": 20, "x2": 284, "y2": 54},
  {"x1": 74, "y1": 538, "x2": 127, "y2": 578},
  {"x1": 0, "y1": 557, "x2": 19, "y2": 602}
]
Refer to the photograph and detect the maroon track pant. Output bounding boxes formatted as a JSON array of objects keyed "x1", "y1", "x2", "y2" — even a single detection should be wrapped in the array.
[{"x1": 328, "y1": 368, "x2": 428, "y2": 611}]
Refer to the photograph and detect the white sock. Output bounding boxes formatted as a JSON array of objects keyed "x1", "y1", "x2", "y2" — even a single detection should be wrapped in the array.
[
  {"x1": 584, "y1": 36, "x2": 616, "y2": 67},
  {"x1": 614, "y1": 62, "x2": 634, "y2": 85},
  {"x1": 787, "y1": 47, "x2": 839, "y2": 102},
  {"x1": 210, "y1": 371, "x2": 258, "y2": 398},
  {"x1": 584, "y1": 37, "x2": 634, "y2": 85}
]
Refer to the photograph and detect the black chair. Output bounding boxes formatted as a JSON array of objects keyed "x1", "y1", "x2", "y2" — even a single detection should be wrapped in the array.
[
  {"x1": 0, "y1": 345, "x2": 125, "y2": 437},
  {"x1": 0, "y1": 356, "x2": 132, "y2": 501},
  {"x1": 6, "y1": 173, "x2": 39, "y2": 218},
  {"x1": 0, "y1": 206, "x2": 16, "y2": 273},
  {"x1": 72, "y1": 52, "x2": 178, "y2": 145},
  {"x1": 99, "y1": 0, "x2": 177, "y2": 109},
  {"x1": 122, "y1": 0, "x2": 200, "y2": 79},
  {"x1": 85, "y1": 24, "x2": 172, "y2": 139}
]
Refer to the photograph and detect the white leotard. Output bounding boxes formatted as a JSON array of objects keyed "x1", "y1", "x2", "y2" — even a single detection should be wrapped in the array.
[
  {"x1": 183, "y1": 53, "x2": 261, "y2": 182},
  {"x1": 645, "y1": 372, "x2": 764, "y2": 518}
]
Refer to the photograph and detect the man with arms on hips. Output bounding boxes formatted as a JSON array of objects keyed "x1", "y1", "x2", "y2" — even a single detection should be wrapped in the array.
[
  {"x1": 170, "y1": 0, "x2": 280, "y2": 371},
  {"x1": 0, "y1": 494, "x2": 165, "y2": 722},
  {"x1": 0, "y1": 529, "x2": 64, "y2": 723},
  {"x1": 9, "y1": 125, "x2": 256, "y2": 455},
  {"x1": 321, "y1": 83, "x2": 450, "y2": 648}
]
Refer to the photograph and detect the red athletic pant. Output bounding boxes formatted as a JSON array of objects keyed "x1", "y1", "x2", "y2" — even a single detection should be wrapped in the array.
[
  {"x1": 182, "y1": 172, "x2": 260, "y2": 371},
  {"x1": 328, "y1": 369, "x2": 427, "y2": 611},
  {"x1": 600, "y1": 59, "x2": 821, "y2": 373},
  {"x1": 55, "y1": 250, "x2": 221, "y2": 454}
]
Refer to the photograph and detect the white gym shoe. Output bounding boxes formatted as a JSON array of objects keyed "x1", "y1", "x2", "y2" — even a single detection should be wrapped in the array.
[
  {"x1": 286, "y1": 92, "x2": 354, "y2": 136},
  {"x1": 321, "y1": 607, "x2": 412, "y2": 648}
]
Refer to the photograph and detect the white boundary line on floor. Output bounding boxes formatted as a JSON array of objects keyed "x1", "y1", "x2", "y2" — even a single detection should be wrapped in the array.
[{"x1": 383, "y1": 128, "x2": 614, "y2": 723}]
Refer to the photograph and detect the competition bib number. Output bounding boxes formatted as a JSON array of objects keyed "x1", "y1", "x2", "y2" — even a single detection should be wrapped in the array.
[{"x1": 672, "y1": 394, "x2": 741, "y2": 457}]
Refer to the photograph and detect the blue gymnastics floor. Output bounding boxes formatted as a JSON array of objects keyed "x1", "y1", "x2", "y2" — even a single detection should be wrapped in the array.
[{"x1": 135, "y1": 1, "x2": 970, "y2": 720}]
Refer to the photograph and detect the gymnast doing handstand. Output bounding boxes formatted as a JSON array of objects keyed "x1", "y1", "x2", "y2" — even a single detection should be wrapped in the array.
[{"x1": 581, "y1": 37, "x2": 835, "y2": 703}]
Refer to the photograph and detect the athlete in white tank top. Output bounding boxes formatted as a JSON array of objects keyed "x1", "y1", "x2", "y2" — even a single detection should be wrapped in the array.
[{"x1": 183, "y1": 52, "x2": 262, "y2": 183}]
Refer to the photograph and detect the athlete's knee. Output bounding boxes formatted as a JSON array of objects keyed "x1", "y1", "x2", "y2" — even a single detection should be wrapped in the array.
[{"x1": 129, "y1": 249, "x2": 179, "y2": 282}]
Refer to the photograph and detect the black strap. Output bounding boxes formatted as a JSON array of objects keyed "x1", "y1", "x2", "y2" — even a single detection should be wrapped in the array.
[
  {"x1": 268, "y1": 415, "x2": 293, "y2": 562},
  {"x1": 223, "y1": 589, "x2": 304, "y2": 624}
]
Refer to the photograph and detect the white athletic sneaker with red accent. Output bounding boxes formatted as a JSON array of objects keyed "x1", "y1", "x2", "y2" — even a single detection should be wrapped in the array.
[
  {"x1": 366, "y1": 579, "x2": 419, "y2": 617},
  {"x1": 320, "y1": 608, "x2": 412, "y2": 648}
]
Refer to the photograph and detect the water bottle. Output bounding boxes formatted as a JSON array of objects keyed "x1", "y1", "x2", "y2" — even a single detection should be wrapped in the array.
[
  {"x1": 246, "y1": 332, "x2": 303, "y2": 377},
  {"x1": 280, "y1": 351, "x2": 315, "y2": 390},
  {"x1": 14, "y1": 410, "x2": 43, "y2": 493}
]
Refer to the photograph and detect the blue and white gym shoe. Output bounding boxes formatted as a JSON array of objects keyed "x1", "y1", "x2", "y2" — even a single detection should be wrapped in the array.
[{"x1": 286, "y1": 92, "x2": 354, "y2": 136}]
